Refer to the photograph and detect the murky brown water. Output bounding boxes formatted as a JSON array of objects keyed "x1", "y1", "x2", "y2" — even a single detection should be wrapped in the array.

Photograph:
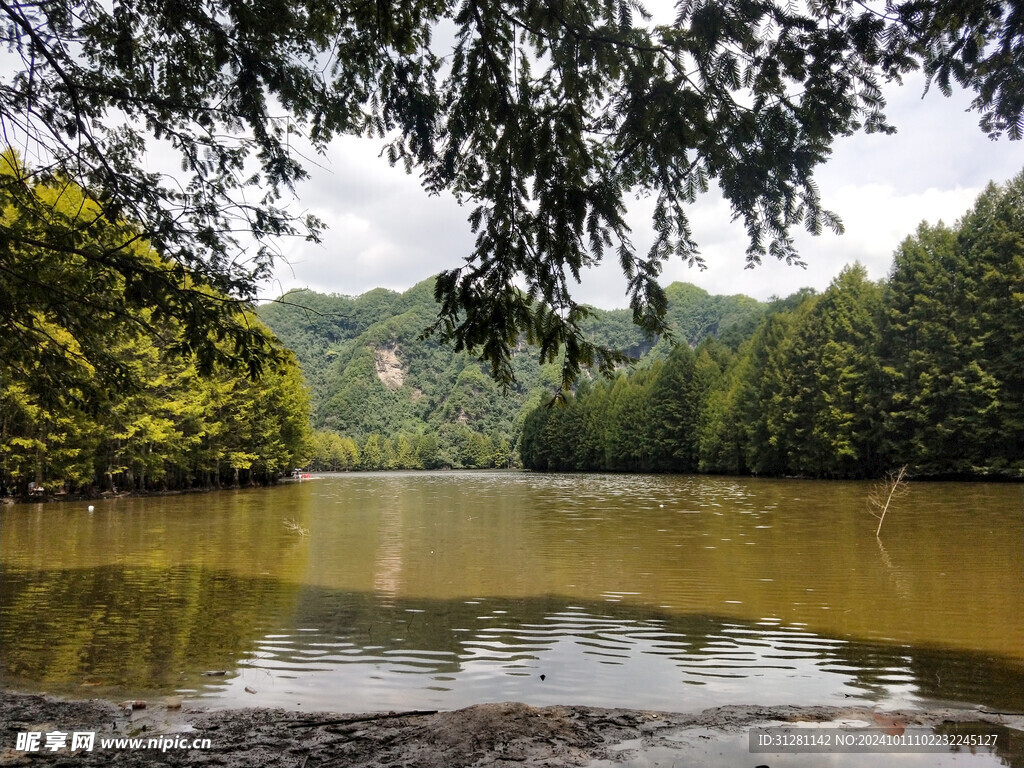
[{"x1": 2, "y1": 472, "x2": 1020, "y2": 714}]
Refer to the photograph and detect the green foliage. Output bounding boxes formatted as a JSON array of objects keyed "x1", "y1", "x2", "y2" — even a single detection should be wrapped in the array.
[
  {"x1": 739, "y1": 305, "x2": 810, "y2": 475},
  {"x1": 308, "y1": 427, "x2": 507, "y2": 471},
  {"x1": 961, "y1": 175, "x2": 1024, "y2": 470},
  {"x1": 881, "y1": 171, "x2": 1024, "y2": 476},
  {"x1": 647, "y1": 345, "x2": 700, "y2": 472},
  {"x1": 696, "y1": 346, "x2": 753, "y2": 474},
  {"x1": 521, "y1": 176, "x2": 1024, "y2": 480},
  {"x1": 307, "y1": 431, "x2": 361, "y2": 471},
  {"x1": 259, "y1": 275, "x2": 767, "y2": 471},
  {"x1": 1, "y1": 321, "x2": 312, "y2": 495},
  {"x1": 3, "y1": 1, "x2": 1018, "y2": 391},
  {"x1": 0, "y1": 152, "x2": 280, "y2": 414},
  {"x1": 781, "y1": 265, "x2": 884, "y2": 477},
  {"x1": 361, "y1": 434, "x2": 384, "y2": 470},
  {"x1": 0, "y1": 164, "x2": 311, "y2": 496},
  {"x1": 662, "y1": 284, "x2": 768, "y2": 350}
]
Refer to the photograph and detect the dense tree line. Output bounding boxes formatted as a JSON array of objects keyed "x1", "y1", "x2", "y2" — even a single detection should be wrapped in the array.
[
  {"x1": 2, "y1": 320, "x2": 312, "y2": 497},
  {"x1": 521, "y1": 175, "x2": 1023, "y2": 480},
  {"x1": 306, "y1": 428, "x2": 514, "y2": 472},
  {"x1": 0, "y1": 155, "x2": 311, "y2": 497}
]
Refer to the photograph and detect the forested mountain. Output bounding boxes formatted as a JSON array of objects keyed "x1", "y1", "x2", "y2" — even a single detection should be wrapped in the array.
[
  {"x1": 257, "y1": 279, "x2": 766, "y2": 470},
  {"x1": 521, "y1": 174, "x2": 1024, "y2": 480}
]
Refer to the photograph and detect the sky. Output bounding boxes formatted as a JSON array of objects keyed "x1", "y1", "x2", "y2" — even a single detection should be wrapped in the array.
[{"x1": 265, "y1": 69, "x2": 1017, "y2": 309}]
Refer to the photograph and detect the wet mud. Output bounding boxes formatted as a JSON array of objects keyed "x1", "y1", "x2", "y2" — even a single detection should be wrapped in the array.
[{"x1": 2, "y1": 692, "x2": 1022, "y2": 767}]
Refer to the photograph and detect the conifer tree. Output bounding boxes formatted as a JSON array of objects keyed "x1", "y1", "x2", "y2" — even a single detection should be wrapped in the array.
[
  {"x1": 785, "y1": 265, "x2": 883, "y2": 477},
  {"x1": 647, "y1": 345, "x2": 699, "y2": 472}
]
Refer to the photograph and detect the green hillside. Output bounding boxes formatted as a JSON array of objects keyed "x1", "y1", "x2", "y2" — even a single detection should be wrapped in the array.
[{"x1": 258, "y1": 276, "x2": 768, "y2": 469}]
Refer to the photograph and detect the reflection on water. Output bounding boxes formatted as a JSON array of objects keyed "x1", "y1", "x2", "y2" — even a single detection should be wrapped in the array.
[
  {"x1": 1, "y1": 472, "x2": 1021, "y2": 715},
  {"x1": 206, "y1": 589, "x2": 1022, "y2": 714},
  {"x1": 3, "y1": 567, "x2": 1020, "y2": 714}
]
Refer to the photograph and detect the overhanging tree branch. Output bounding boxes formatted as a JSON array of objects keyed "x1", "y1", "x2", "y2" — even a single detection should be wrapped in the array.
[{"x1": 0, "y1": 0, "x2": 1019, "y2": 400}]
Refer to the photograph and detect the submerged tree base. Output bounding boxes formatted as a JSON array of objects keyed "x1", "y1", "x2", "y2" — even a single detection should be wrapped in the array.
[{"x1": 2, "y1": 692, "x2": 1022, "y2": 767}]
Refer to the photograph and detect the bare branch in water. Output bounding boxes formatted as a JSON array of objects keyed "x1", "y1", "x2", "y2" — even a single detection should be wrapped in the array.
[
  {"x1": 283, "y1": 518, "x2": 309, "y2": 537},
  {"x1": 868, "y1": 466, "x2": 909, "y2": 537}
]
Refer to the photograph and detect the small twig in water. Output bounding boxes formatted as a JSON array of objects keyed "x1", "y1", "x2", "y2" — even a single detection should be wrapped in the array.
[
  {"x1": 868, "y1": 466, "x2": 909, "y2": 537},
  {"x1": 283, "y1": 518, "x2": 309, "y2": 537}
]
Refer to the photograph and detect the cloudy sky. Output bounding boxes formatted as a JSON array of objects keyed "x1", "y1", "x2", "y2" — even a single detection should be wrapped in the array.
[{"x1": 265, "y1": 70, "x2": 1018, "y2": 309}]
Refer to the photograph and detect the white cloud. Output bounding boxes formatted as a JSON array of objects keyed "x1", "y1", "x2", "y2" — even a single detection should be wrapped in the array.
[
  {"x1": 266, "y1": 72, "x2": 1020, "y2": 307},
  {"x1": 268, "y1": 136, "x2": 474, "y2": 298}
]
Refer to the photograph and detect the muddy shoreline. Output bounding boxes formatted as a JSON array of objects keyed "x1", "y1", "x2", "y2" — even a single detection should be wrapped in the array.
[{"x1": 2, "y1": 692, "x2": 1022, "y2": 767}]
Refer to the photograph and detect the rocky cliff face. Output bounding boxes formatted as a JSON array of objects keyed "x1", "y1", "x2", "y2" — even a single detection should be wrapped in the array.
[{"x1": 374, "y1": 344, "x2": 405, "y2": 390}]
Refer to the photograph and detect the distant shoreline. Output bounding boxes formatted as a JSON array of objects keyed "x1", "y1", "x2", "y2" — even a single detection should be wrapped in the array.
[{"x1": 4, "y1": 468, "x2": 1021, "y2": 508}]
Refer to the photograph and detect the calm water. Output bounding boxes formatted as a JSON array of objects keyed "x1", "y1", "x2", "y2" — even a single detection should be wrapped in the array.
[{"x1": 2, "y1": 472, "x2": 1021, "y2": 715}]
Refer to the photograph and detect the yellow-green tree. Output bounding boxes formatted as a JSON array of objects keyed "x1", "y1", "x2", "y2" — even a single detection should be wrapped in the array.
[{"x1": 0, "y1": 157, "x2": 311, "y2": 495}]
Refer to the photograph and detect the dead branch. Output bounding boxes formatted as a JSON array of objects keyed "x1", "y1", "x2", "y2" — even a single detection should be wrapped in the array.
[{"x1": 868, "y1": 465, "x2": 909, "y2": 537}]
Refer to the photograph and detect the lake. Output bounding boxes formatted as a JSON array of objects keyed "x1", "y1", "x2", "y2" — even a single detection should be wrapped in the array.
[{"x1": 2, "y1": 471, "x2": 1021, "y2": 715}]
